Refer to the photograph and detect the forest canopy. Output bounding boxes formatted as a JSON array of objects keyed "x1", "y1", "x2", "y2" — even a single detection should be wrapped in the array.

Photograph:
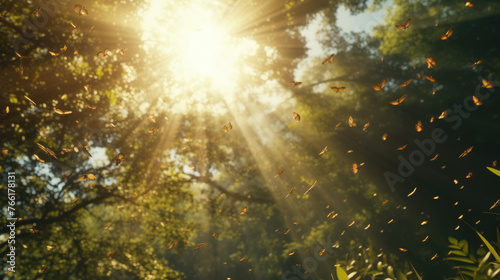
[{"x1": 1, "y1": 0, "x2": 499, "y2": 279}]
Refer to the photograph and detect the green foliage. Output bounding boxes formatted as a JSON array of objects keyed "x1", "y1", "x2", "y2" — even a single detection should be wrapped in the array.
[
  {"x1": 486, "y1": 167, "x2": 500, "y2": 178},
  {"x1": 332, "y1": 266, "x2": 349, "y2": 280},
  {"x1": 445, "y1": 236, "x2": 500, "y2": 279},
  {"x1": 1, "y1": 0, "x2": 499, "y2": 279}
]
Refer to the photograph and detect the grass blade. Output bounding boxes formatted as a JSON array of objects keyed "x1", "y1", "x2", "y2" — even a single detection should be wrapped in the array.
[
  {"x1": 410, "y1": 263, "x2": 422, "y2": 280},
  {"x1": 486, "y1": 166, "x2": 500, "y2": 177},
  {"x1": 475, "y1": 229, "x2": 500, "y2": 262}
]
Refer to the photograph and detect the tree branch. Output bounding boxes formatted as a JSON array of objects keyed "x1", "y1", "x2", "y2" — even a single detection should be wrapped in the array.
[{"x1": 193, "y1": 176, "x2": 272, "y2": 204}]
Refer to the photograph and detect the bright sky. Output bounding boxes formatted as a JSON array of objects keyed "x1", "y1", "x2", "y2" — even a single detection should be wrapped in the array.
[
  {"x1": 300, "y1": 4, "x2": 387, "y2": 57},
  {"x1": 294, "y1": 3, "x2": 387, "y2": 84}
]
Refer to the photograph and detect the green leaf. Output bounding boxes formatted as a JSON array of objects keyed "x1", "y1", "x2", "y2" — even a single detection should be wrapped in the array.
[
  {"x1": 9, "y1": 94, "x2": 18, "y2": 104},
  {"x1": 335, "y1": 266, "x2": 349, "y2": 280},
  {"x1": 483, "y1": 212, "x2": 500, "y2": 216},
  {"x1": 387, "y1": 265, "x2": 395, "y2": 278},
  {"x1": 487, "y1": 166, "x2": 500, "y2": 177},
  {"x1": 444, "y1": 257, "x2": 475, "y2": 264},
  {"x1": 449, "y1": 236, "x2": 458, "y2": 245},
  {"x1": 410, "y1": 263, "x2": 422, "y2": 280},
  {"x1": 450, "y1": 250, "x2": 468, "y2": 256},
  {"x1": 448, "y1": 244, "x2": 462, "y2": 250},
  {"x1": 396, "y1": 271, "x2": 407, "y2": 280},
  {"x1": 474, "y1": 229, "x2": 500, "y2": 262},
  {"x1": 458, "y1": 239, "x2": 469, "y2": 255},
  {"x1": 456, "y1": 265, "x2": 479, "y2": 272},
  {"x1": 105, "y1": 90, "x2": 117, "y2": 105},
  {"x1": 461, "y1": 270, "x2": 475, "y2": 277}
]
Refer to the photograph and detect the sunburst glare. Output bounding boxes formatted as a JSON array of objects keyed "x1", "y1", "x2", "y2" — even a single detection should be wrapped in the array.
[{"x1": 141, "y1": 0, "x2": 261, "y2": 111}]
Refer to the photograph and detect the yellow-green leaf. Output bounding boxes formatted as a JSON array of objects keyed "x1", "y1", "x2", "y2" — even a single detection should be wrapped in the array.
[
  {"x1": 487, "y1": 167, "x2": 500, "y2": 177},
  {"x1": 448, "y1": 236, "x2": 458, "y2": 245},
  {"x1": 450, "y1": 250, "x2": 467, "y2": 256},
  {"x1": 458, "y1": 239, "x2": 469, "y2": 255},
  {"x1": 334, "y1": 266, "x2": 348, "y2": 280},
  {"x1": 410, "y1": 263, "x2": 422, "y2": 280},
  {"x1": 444, "y1": 256, "x2": 475, "y2": 264},
  {"x1": 475, "y1": 229, "x2": 500, "y2": 262}
]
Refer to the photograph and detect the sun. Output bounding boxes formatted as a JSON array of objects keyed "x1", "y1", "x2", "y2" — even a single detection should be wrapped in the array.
[{"x1": 141, "y1": 0, "x2": 260, "y2": 109}]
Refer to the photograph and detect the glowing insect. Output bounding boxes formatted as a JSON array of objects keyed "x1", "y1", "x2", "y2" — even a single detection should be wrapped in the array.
[
  {"x1": 382, "y1": 133, "x2": 388, "y2": 141},
  {"x1": 415, "y1": 120, "x2": 423, "y2": 132},
  {"x1": 24, "y1": 95, "x2": 37, "y2": 106},
  {"x1": 490, "y1": 199, "x2": 500, "y2": 210},
  {"x1": 389, "y1": 94, "x2": 407, "y2": 106},
  {"x1": 33, "y1": 7, "x2": 42, "y2": 18},
  {"x1": 330, "y1": 86, "x2": 346, "y2": 93},
  {"x1": 322, "y1": 54, "x2": 335, "y2": 65},
  {"x1": 440, "y1": 28, "x2": 454, "y2": 40},
  {"x1": 293, "y1": 112, "x2": 300, "y2": 122},
  {"x1": 96, "y1": 49, "x2": 108, "y2": 57},
  {"x1": 472, "y1": 95, "x2": 483, "y2": 106},
  {"x1": 290, "y1": 81, "x2": 302, "y2": 86},
  {"x1": 318, "y1": 146, "x2": 328, "y2": 156},
  {"x1": 75, "y1": 173, "x2": 96, "y2": 182},
  {"x1": 194, "y1": 243, "x2": 205, "y2": 250},
  {"x1": 63, "y1": 173, "x2": 72, "y2": 180},
  {"x1": 363, "y1": 122, "x2": 370, "y2": 131},
  {"x1": 372, "y1": 79, "x2": 387, "y2": 91},
  {"x1": 397, "y1": 144, "x2": 408, "y2": 151},
  {"x1": 275, "y1": 170, "x2": 284, "y2": 177},
  {"x1": 147, "y1": 127, "x2": 159, "y2": 133},
  {"x1": 467, "y1": 59, "x2": 484, "y2": 68},
  {"x1": 351, "y1": 163, "x2": 360, "y2": 174},
  {"x1": 221, "y1": 122, "x2": 232, "y2": 132},
  {"x1": 424, "y1": 75, "x2": 436, "y2": 82},
  {"x1": 37, "y1": 143, "x2": 57, "y2": 159},
  {"x1": 106, "y1": 250, "x2": 116, "y2": 257},
  {"x1": 482, "y1": 79, "x2": 494, "y2": 89},
  {"x1": 395, "y1": 18, "x2": 411, "y2": 30},
  {"x1": 465, "y1": 1, "x2": 474, "y2": 7},
  {"x1": 116, "y1": 153, "x2": 125, "y2": 165},
  {"x1": 54, "y1": 108, "x2": 72, "y2": 115},
  {"x1": 407, "y1": 187, "x2": 417, "y2": 197},
  {"x1": 74, "y1": 4, "x2": 88, "y2": 16},
  {"x1": 33, "y1": 154, "x2": 45, "y2": 163},
  {"x1": 400, "y1": 79, "x2": 413, "y2": 87},
  {"x1": 426, "y1": 57, "x2": 437, "y2": 68},
  {"x1": 303, "y1": 181, "x2": 318, "y2": 195},
  {"x1": 76, "y1": 140, "x2": 92, "y2": 157},
  {"x1": 240, "y1": 207, "x2": 247, "y2": 215},
  {"x1": 348, "y1": 116, "x2": 357, "y2": 127},
  {"x1": 459, "y1": 146, "x2": 473, "y2": 158}
]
